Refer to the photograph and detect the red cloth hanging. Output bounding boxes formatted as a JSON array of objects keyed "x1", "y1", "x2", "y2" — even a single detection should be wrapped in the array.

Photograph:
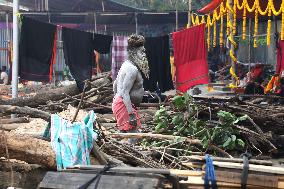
[
  {"x1": 49, "y1": 29, "x2": 57, "y2": 82},
  {"x1": 172, "y1": 24, "x2": 209, "y2": 93},
  {"x1": 276, "y1": 40, "x2": 284, "y2": 76}
]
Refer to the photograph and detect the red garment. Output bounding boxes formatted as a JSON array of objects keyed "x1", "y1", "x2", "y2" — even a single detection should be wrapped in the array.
[
  {"x1": 49, "y1": 29, "x2": 57, "y2": 82},
  {"x1": 112, "y1": 96, "x2": 141, "y2": 131},
  {"x1": 251, "y1": 65, "x2": 263, "y2": 80},
  {"x1": 276, "y1": 40, "x2": 284, "y2": 75},
  {"x1": 172, "y1": 24, "x2": 209, "y2": 93}
]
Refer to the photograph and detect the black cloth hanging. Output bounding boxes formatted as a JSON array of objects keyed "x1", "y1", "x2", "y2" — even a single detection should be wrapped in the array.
[
  {"x1": 144, "y1": 35, "x2": 174, "y2": 92},
  {"x1": 19, "y1": 16, "x2": 56, "y2": 82},
  {"x1": 62, "y1": 27, "x2": 94, "y2": 91},
  {"x1": 93, "y1": 33, "x2": 113, "y2": 54}
]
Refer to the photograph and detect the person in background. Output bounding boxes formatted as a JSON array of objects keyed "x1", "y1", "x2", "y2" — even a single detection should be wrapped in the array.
[
  {"x1": 170, "y1": 50, "x2": 176, "y2": 82},
  {"x1": 112, "y1": 34, "x2": 149, "y2": 144},
  {"x1": 94, "y1": 50, "x2": 102, "y2": 75},
  {"x1": 244, "y1": 77, "x2": 264, "y2": 95},
  {"x1": 0, "y1": 66, "x2": 9, "y2": 85},
  {"x1": 277, "y1": 77, "x2": 284, "y2": 97}
]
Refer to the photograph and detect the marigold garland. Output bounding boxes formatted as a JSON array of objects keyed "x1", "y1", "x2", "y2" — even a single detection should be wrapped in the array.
[
  {"x1": 220, "y1": 13, "x2": 224, "y2": 47},
  {"x1": 253, "y1": 9, "x2": 259, "y2": 48},
  {"x1": 213, "y1": 21, "x2": 217, "y2": 47},
  {"x1": 242, "y1": 7, "x2": 247, "y2": 40},
  {"x1": 193, "y1": 0, "x2": 284, "y2": 46}
]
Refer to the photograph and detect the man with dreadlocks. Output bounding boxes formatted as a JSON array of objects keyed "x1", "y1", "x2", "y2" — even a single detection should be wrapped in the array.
[{"x1": 112, "y1": 34, "x2": 149, "y2": 142}]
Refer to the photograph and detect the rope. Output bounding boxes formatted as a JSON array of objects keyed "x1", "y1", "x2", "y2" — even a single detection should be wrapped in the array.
[
  {"x1": 240, "y1": 152, "x2": 252, "y2": 189},
  {"x1": 78, "y1": 163, "x2": 114, "y2": 189},
  {"x1": 204, "y1": 154, "x2": 218, "y2": 189}
]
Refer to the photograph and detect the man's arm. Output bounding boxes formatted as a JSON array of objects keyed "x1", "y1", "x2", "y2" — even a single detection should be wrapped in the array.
[
  {"x1": 121, "y1": 68, "x2": 137, "y2": 114},
  {"x1": 113, "y1": 79, "x2": 117, "y2": 94}
]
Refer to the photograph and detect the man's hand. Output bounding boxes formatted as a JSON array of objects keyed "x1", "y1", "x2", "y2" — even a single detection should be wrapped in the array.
[{"x1": 129, "y1": 113, "x2": 137, "y2": 127}]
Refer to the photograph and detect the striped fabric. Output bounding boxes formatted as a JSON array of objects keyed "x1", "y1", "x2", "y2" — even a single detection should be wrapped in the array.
[
  {"x1": 111, "y1": 36, "x2": 128, "y2": 80},
  {"x1": 50, "y1": 111, "x2": 98, "y2": 170}
]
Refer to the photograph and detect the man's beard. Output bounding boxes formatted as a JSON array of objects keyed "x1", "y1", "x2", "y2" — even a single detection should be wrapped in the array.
[{"x1": 128, "y1": 50, "x2": 149, "y2": 79}]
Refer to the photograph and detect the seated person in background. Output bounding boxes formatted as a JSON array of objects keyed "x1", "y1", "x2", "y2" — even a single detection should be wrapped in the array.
[
  {"x1": 265, "y1": 74, "x2": 280, "y2": 94},
  {"x1": 244, "y1": 77, "x2": 264, "y2": 95},
  {"x1": 276, "y1": 77, "x2": 284, "y2": 97},
  {"x1": 0, "y1": 66, "x2": 9, "y2": 85}
]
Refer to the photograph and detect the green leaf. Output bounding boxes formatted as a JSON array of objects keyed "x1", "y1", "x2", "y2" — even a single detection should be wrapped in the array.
[
  {"x1": 234, "y1": 115, "x2": 248, "y2": 124},
  {"x1": 183, "y1": 93, "x2": 191, "y2": 103},
  {"x1": 172, "y1": 95, "x2": 186, "y2": 109},
  {"x1": 237, "y1": 139, "x2": 245, "y2": 148},
  {"x1": 217, "y1": 110, "x2": 237, "y2": 125},
  {"x1": 155, "y1": 122, "x2": 167, "y2": 132},
  {"x1": 231, "y1": 135, "x2": 236, "y2": 142},
  {"x1": 171, "y1": 114, "x2": 183, "y2": 125},
  {"x1": 201, "y1": 136, "x2": 209, "y2": 148},
  {"x1": 223, "y1": 137, "x2": 232, "y2": 148}
]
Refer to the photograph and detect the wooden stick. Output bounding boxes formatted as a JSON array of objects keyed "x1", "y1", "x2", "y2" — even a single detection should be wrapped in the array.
[
  {"x1": 72, "y1": 82, "x2": 88, "y2": 123},
  {"x1": 208, "y1": 144, "x2": 233, "y2": 158},
  {"x1": 181, "y1": 155, "x2": 273, "y2": 166},
  {"x1": 109, "y1": 133, "x2": 201, "y2": 145}
]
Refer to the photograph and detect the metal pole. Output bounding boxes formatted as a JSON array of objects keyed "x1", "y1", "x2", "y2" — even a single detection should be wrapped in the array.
[
  {"x1": 94, "y1": 13, "x2": 97, "y2": 33},
  {"x1": 175, "y1": 9, "x2": 178, "y2": 31},
  {"x1": 101, "y1": 0, "x2": 107, "y2": 32},
  {"x1": 135, "y1": 13, "x2": 138, "y2": 34},
  {"x1": 46, "y1": 0, "x2": 49, "y2": 11},
  {"x1": 12, "y1": 0, "x2": 19, "y2": 99},
  {"x1": 6, "y1": 12, "x2": 9, "y2": 68},
  {"x1": 188, "y1": 0, "x2": 192, "y2": 27},
  {"x1": 248, "y1": 18, "x2": 252, "y2": 72},
  {"x1": 228, "y1": 0, "x2": 235, "y2": 85}
]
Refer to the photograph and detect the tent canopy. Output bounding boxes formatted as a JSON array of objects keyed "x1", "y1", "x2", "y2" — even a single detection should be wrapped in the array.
[{"x1": 198, "y1": 0, "x2": 282, "y2": 18}]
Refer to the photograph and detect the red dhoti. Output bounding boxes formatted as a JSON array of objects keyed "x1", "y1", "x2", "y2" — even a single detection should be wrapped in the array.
[{"x1": 112, "y1": 96, "x2": 141, "y2": 131}]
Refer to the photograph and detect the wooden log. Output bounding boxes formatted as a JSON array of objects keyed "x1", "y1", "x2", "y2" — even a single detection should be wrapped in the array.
[
  {"x1": 214, "y1": 170, "x2": 279, "y2": 188},
  {"x1": 39, "y1": 172, "x2": 161, "y2": 189},
  {"x1": 181, "y1": 155, "x2": 273, "y2": 166},
  {"x1": 0, "y1": 131, "x2": 56, "y2": 169},
  {"x1": 0, "y1": 123, "x2": 20, "y2": 131},
  {"x1": 180, "y1": 175, "x2": 282, "y2": 189},
  {"x1": 0, "y1": 117, "x2": 29, "y2": 124},
  {"x1": 0, "y1": 105, "x2": 50, "y2": 121},
  {"x1": 213, "y1": 161, "x2": 284, "y2": 175},
  {"x1": 0, "y1": 158, "x2": 43, "y2": 172},
  {"x1": 109, "y1": 133, "x2": 201, "y2": 145},
  {"x1": 91, "y1": 143, "x2": 108, "y2": 165},
  {"x1": 0, "y1": 76, "x2": 110, "y2": 107}
]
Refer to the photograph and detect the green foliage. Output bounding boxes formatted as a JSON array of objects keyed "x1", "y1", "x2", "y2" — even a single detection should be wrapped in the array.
[
  {"x1": 154, "y1": 106, "x2": 169, "y2": 132},
  {"x1": 153, "y1": 94, "x2": 247, "y2": 152}
]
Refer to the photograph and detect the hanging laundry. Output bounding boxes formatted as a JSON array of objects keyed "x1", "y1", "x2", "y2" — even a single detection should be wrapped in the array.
[
  {"x1": 144, "y1": 35, "x2": 174, "y2": 92},
  {"x1": 62, "y1": 27, "x2": 94, "y2": 91},
  {"x1": 19, "y1": 16, "x2": 56, "y2": 82},
  {"x1": 93, "y1": 33, "x2": 113, "y2": 54},
  {"x1": 276, "y1": 40, "x2": 284, "y2": 76},
  {"x1": 111, "y1": 36, "x2": 128, "y2": 80},
  {"x1": 172, "y1": 24, "x2": 209, "y2": 93}
]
